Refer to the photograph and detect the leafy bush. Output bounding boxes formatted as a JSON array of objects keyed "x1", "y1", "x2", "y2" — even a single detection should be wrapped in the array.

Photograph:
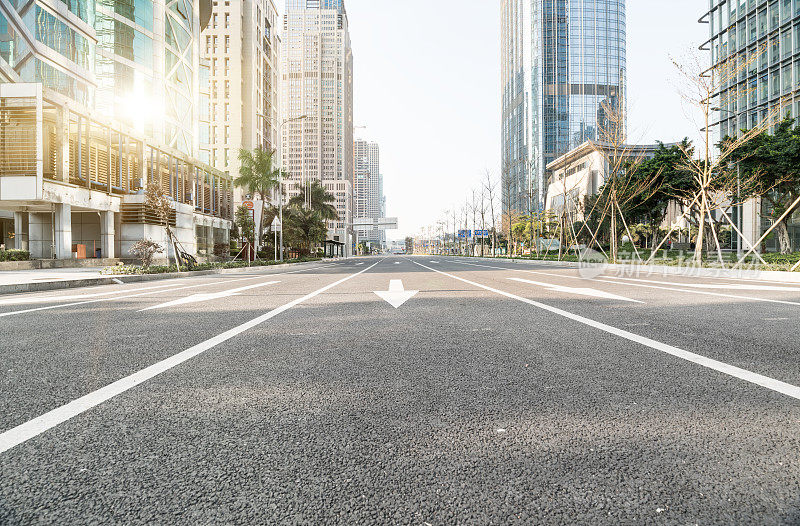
[
  {"x1": 129, "y1": 239, "x2": 163, "y2": 268},
  {"x1": 102, "y1": 257, "x2": 321, "y2": 275},
  {"x1": 0, "y1": 249, "x2": 30, "y2": 262}
]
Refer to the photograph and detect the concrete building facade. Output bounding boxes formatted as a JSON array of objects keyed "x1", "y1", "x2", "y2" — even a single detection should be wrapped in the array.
[
  {"x1": 0, "y1": 0, "x2": 232, "y2": 262},
  {"x1": 703, "y1": 0, "x2": 800, "y2": 252},
  {"x1": 353, "y1": 138, "x2": 384, "y2": 248},
  {"x1": 281, "y1": 0, "x2": 354, "y2": 252},
  {"x1": 501, "y1": 0, "x2": 627, "y2": 217},
  {"x1": 201, "y1": 0, "x2": 280, "y2": 206}
]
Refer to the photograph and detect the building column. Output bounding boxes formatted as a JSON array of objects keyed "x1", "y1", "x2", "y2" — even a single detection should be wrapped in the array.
[
  {"x1": 54, "y1": 203, "x2": 72, "y2": 259},
  {"x1": 13, "y1": 212, "x2": 28, "y2": 251},
  {"x1": 101, "y1": 211, "x2": 115, "y2": 259}
]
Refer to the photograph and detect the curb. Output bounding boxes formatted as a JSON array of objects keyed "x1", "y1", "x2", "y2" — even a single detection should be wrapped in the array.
[
  {"x1": 0, "y1": 258, "x2": 348, "y2": 296},
  {"x1": 442, "y1": 256, "x2": 800, "y2": 284}
]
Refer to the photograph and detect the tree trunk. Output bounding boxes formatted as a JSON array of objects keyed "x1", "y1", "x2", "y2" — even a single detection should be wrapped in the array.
[
  {"x1": 695, "y1": 193, "x2": 707, "y2": 264},
  {"x1": 610, "y1": 207, "x2": 618, "y2": 264},
  {"x1": 775, "y1": 220, "x2": 792, "y2": 255}
]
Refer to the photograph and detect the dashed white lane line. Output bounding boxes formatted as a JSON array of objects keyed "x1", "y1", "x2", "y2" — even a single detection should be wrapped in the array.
[
  {"x1": 508, "y1": 277, "x2": 643, "y2": 303},
  {"x1": 139, "y1": 280, "x2": 280, "y2": 311},
  {"x1": 0, "y1": 278, "x2": 254, "y2": 318},
  {"x1": 414, "y1": 261, "x2": 800, "y2": 402},
  {"x1": 0, "y1": 261, "x2": 381, "y2": 455},
  {"x1": 451, "y1": 259, "x2": 800, "y2": 307},
  {"x1": 0, "y1": 265, "x2": 332, "y2": 317},
  {"x1": 607, "y1": 275, "x2": 800, "y2": 292}
]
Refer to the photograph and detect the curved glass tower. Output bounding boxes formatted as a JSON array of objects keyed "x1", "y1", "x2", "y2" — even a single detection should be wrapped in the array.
[{"x1": 501, "y1": 0, "x2": 626, "y2": 215}]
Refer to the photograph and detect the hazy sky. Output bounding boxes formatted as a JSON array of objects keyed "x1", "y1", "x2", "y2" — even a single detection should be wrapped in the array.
[{"x1": 309, "y1": 0, "x2": 709, "y2": 240}]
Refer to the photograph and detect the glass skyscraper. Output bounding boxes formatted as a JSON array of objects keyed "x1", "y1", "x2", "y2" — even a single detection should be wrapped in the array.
[{"x1": 501, "y1": 0, "x2": 626, "y2": 215}]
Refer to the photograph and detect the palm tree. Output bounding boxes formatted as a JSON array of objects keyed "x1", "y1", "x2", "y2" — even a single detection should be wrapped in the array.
[
  {"x1": 289, "y1": 180, "x2": 338, "y2": 222},
  {"x1": 234, "y1": 148, "x2": 280, "y2": 251},
  {"x1": 283, "y1": 206, "x2": 327, "y2": 256}
]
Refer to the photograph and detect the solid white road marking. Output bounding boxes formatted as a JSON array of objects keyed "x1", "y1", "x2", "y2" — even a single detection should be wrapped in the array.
[
  {"x1": 0, "y1": 265, "x2": 332, "y2": 316},
  {"x1": 598, "y1": 277, "x2": 800, "y2": 307},
  {"x1": 605, "y1": 275, "x2": 800, "y2": 292},
  {"x1": 508, "y1": 277, "x2": 643, "y2": 303},
  {"x1": 0, "y1": 261, "x2": 381, "y2": 455},
  {"x1": 139, "y1": 281, "x2": 280, "y2": 311},
  {"x1": 413, "y1": 261, "x2": 800, "y2": 402},
  {"x1": 0, "y1": 278, "x2": 253, "y2": 318},
  {"x1": 430, "y1": 261, "x2": 440, "y2": 264},
  {"x1": 451, "y1": 259, "x2": 800, "y2": 307},
  {"x1": 0, "y1": 280, "x2": 207, "y2": 305},
  {"x1": 394, "y1": 262, "x2": 401, "y2": 265},
  {"x1": 112, "y1": 279, "x2": 124, "y2": 285},
  {"x1": 374, "y1": 279, "x2": 419, "y2": 309}
]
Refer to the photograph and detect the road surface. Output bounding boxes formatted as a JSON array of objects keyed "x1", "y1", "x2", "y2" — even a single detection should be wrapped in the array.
[{"x1": 1, "y1": 256, "x2": 799, "y2": 524}]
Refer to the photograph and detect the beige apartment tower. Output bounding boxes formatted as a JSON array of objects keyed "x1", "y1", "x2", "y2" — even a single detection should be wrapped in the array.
[
  {"x1": 281, "y1": 0, "x2": 354, "y2": 252},
  {"x1": 201, "y1": 0, "x2": 281, "y2": 205}
]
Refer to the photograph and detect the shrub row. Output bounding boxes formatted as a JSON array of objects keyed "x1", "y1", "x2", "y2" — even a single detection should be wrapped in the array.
[
  {"x1": 101, "y1": 257, "x2": 321, "y2": 275},
  {"x1": 0, "y1": 249, "x2": 31, "y2": 262}
]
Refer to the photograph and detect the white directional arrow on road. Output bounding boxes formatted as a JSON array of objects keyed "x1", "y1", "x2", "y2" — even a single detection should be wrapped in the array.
[
  {"x1": 140, "y1": 281, "x2": 280, "y2": 311},
  {"x1": 374, "y1": 279, "x2": 419, "y2": 309},
  {"x1": 508, "y1": 277, "x2": 643, "y2": 304}
]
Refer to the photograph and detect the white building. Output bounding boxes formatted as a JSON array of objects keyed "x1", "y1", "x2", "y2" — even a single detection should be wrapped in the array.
[
  {"x1": 281, "y1": 0, "x2": 354, "y2": 253},
  {"x1": 0, "y1": 0, "x2": 232, "y2": 261},
  {"x1": 354, "y1": 138, "x2": 384, "y2": 248},
  {"x1": 201, "y1": 0, "x2": 281, "y2": 205}
]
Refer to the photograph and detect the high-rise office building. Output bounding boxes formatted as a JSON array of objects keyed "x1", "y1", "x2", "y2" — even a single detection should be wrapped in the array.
[
  {"x1": 703, "y1": 0, "x2": 800, "y2": 251},
  {"x1": 354, "y1": 138, "x2": 384, "y2": 247},
  {"x1": 281, "y1": 0, "x2": 354, "y2": 251},
  {"x1": 501, "y1": 0, "x2": 626, "y2": 215},
  {"x1": 0, "y1": 0, "x2": 233, "y2": 261},
  {"x1": 201, "y1": 0, "x2": 280, "y2": 204}
]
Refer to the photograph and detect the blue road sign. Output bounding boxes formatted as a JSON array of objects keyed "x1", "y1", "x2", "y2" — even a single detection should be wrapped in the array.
[
  {"x1": 458, "y1": 230, "x2": 472, "y2": 238},
  {"x1": 474, "y1": 229, "x2": 489, "y2": 237}
]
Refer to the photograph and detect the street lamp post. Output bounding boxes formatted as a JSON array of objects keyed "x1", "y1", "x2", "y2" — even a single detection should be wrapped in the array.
[{"x1": 257, "y1": 113, "x2": 307, "y2": 261}]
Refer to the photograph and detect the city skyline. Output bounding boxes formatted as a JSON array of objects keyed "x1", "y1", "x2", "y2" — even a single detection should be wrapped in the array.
[{"x1": 341, "y1": 0, "x2": 707, "y2": 240}]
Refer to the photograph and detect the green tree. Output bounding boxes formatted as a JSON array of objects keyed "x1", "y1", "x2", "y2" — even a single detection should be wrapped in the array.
[
  {"x1": 727, "y1": 118, "x2": 800, "y2": 254},
  {"x1": 289, "y1": 180, "x2": 339, "y2": 222},
  {"x1": 283, "y1": 206, "x2": 327, "y2": 255},
  {"x1": 235, "y1": 205, "x2": 255, "y2": 245},
  {"x1": 234, "y1": 148, "x2": 280, "y2": 249}
]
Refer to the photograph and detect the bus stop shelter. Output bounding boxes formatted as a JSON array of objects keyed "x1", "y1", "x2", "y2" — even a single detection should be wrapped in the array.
[{"x1": 324, "y1": 240, "x2": 346, "y2": 258}]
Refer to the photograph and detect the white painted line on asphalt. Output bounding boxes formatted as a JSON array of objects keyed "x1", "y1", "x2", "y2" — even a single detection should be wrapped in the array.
[
  {"x1": 508, "y1": 277, "x2": 643, "y2": 303},
  {"x1": 0, "y1": 261, "x2": 381, "y2": 455},
  {"x1": 413, "y1": 261, "x2": 800, "y2": 402},
  {"x1": 452, "y1": 259, "x2": 800, "y2": 307},
  {"x1": 112, "y1": 279, "x2": 124, "y2": 285},
  {"x1": 604, "y1": 275, "x2": 800, "y2": 292},
  {"x1": 430, "y1": 261, "x2": 440, "y2": 264},
  {"x1": 374, "y1": 279, "x2": 418, "y2": 309},
  {"x1": 139, "y1": 280, "x2": 280, "y2": 311},
  {"x1": 394, "y1": 262, "x2": 401, "y2": 265},
  {"x1": 597, "y1": 277, "x2": 800, "y2": 307},
  {"x1": 0, "y1": 265, "x2": 332, "y2": 317},
  {"x1": 0, "y1": 280, "x2": 206, "y2": 305}
]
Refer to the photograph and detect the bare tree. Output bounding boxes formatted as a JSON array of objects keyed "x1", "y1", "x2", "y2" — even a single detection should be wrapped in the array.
[
  {"x1": 666, "y1": 46, "x2": 786, "y2": 264},
  {"x1": 483, "y1": 170, "x2": 499, "y2": 256},
  {"x1": 145, "y1": 183, "x2": 181, "y2": 270}
]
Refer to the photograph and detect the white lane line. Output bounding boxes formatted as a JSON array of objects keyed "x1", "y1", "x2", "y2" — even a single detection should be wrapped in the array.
[
  {"x1": 605, "y1": 275, "x2": 800, "y2": 292},
  {"x1": 452, "y1": 259, "x2": 800, "y2": 307},
  {"x1": 394, "y1": 262, "x2": 401, "y2": 265},
  {"x1": 112, "y1": 279, "x2": 124, "y2": 285},
  {"x1": 139, "y1": 280, "x2": 280, "y2": 311},
  {"x1": 0, "y1": 278, "x2": 253, "y2": 318},
  {"x1": 0, "y1": 265, "x2": 332, "y2": 318},
  {"x1": 413, "y1": 261, "x2": 800, "y2": 402},
  {"x1": 0, "y1": 280, "x2": 206, "y2": 305},
  {"x1": 508, "y1": 277, "x2": 643, "y2": 303},
  {"x1": 597, "y1": 277, "x2": 800, "y2": 307},
  {"x1": 0, "y1": 261, "x2": 381, "y2": 455}
]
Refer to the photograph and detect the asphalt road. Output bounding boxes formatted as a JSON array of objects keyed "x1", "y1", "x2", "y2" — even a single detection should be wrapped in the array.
[{"x1": 1, "y1": 255, "x2": 800, "y2": 525}]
